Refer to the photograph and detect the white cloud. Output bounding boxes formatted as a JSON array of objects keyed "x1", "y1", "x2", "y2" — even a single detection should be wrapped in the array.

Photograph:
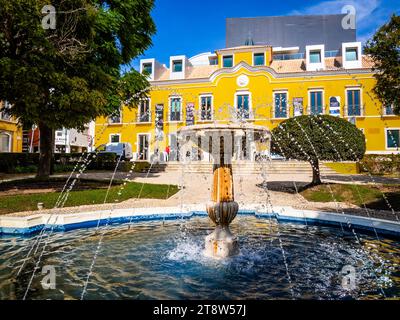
[
  {"x1": 289, "y1": 0, "x2": 397, "y2": 44},
  {"x1": 291, "y1": 0, "x2": 379, "y2": 27}
]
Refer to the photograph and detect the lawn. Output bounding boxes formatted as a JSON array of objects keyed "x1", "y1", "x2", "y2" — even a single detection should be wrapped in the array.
[
  {"x1": 0, "y1": 179, "x2": 179, "y2": 215},
  {"x1": 301, "y1": 184, "x2": 400, "y2": 211}
]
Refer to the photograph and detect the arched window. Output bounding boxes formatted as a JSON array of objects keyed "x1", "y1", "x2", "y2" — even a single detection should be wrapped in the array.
[{"x1": 0, "y1": 131, "x2": 12, "y2": 152}]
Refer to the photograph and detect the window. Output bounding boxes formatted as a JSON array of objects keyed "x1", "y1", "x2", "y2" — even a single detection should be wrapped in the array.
[
  {"x1": 309, "y1": 50, "x2": 321, "y2": 63},
  {"x1": 56, "y1": 131, "x2": 63, "y2": 137},
  {"x1": 346, "y1": 89, "x2": 361, "y2": 116},
  {"x1": 274, "y1": 92, "x2": 288, "y2": 118},
  {"x1": 384, "y1": 105, "x2": 395, "y2": 116},
  {"x1": 0, "y1": 101, "x2": 12, "y2": 121},
  {"x1": 200, "y1": 96, "x2": 213, "y2": 121},
  {"x1": 110, "y1": 134, "x2": 120, "y2": 143},
  {"x1": 170, "y1": 97, "x2": 182, "y2": 122},
  {"x1": 223, "y1": 55, "x2": 233, "y2": 68},
  {"x1": 309, "y1": 91, "x2": 324, "y2": 115},
  {"x1": 172, "y1": 60, "x2": 183, "y2": 72},
  {"x1": 109, "y1": 108, "x2": 122, "y2": 124},
  {"x1": 142, "y1": 63, "x2": 153, "y2": 75},
  {"x1": 0, "y1": 132, "x2": 11, "y2": 152},
  {"x1": 254, "y1": 53, "x2": 265, "y2": 66},
  {"x1": 138, "y1": 99, "x2": 151, "y2": 123},
  {"x1": 345, "y1": 48, "x2": 358, "y2": 61},
  {"x1": 209, "y1": 57, "x2": 218, "y2": 65},
  {"x1": 236, "y1": 94, "x2": 250, "y2": 119},
  {"x1": 386, "y1": 129, "x2": 400, "y2": 149}
]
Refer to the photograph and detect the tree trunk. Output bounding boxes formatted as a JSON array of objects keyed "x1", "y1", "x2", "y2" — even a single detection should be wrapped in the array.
[
  {"x1": 310, "y1": 158, "x2": 322, "y2": 186},
  {"x1": 37, "y1": 122, "x2": 54, "y2": 179}
]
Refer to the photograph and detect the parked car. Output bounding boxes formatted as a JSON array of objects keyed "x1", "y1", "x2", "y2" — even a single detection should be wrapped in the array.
[
  {"x1": 96, "y1": 143, "x2": 133, "y2": 161},
  {"x1": 269, "y1": 152, "x2": 286, "y2": 161}
]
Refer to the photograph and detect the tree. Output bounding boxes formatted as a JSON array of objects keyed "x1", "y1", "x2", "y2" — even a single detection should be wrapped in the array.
[
  {"x1": 0, "y1": 0, "x2": 156, "y2": 178},
  {"x1": 364, "y1": 14, "x2": 400, "y2": 115},
  {"x1": 271, "y1": 115, "x2": 366, "y2": 186}
]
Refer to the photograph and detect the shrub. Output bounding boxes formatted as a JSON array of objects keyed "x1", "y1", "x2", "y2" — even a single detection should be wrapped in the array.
[
  {"x1": 271, "y1": 115, "x2": 366, "y2": 185},
  {"x1": 0, "y1": 153, "x2": 39, "y2": 173},
  {"x1": 360, "y1": 154, "x2": 400, "y2": 176}
]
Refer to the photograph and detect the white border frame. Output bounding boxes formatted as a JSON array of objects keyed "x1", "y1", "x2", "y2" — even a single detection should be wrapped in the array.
[
  {"x1": 169, "y1": 55, "x2": 186, "y2": 80},
  {"x1": 0, "y1": 131, "x2": 12, "y2": 152},
  {"x1": 385, "y1": 128, "x2": 400, "y2": 150},
  {"x1": 137, "y1": 97, "x2": 152, "y2": 124},
  {"x1": 252, "y1": 51, "x2": 266, "y2": 67},
  {"x1": 306, "y1": 44, "x2": 325, "y2": 71},
  {"x1": 234, "y1": 91, "x2": 253, "y2": 120},
  {"x1": 273, "y1": 90, "x2": 290, "y2": 119},
  {"x1": 168, "y1": 95, "x2": 183, "y2": 123},
  {"x1": 137, "y1": 133, "x2": 152, "y2": 161},
  {"x1": 345, "y1": 87, "x2": 363, "y2": 117},
  {"x1": 308, "y1": 89, "x2": 325, "y2": 115},
  {"x1": 222, "y1": 54, "x2": 235, "y2": 68},
  {"x1": 140, "y1": 58, "x2": 155, "y2": 81},
  {"x1": 109, "y1": 133, "x2": 121, "y2": 144},
  {"x1": 342, "y1": 42, "x2": 362, "y2": 69},
  {"x1": 108, "y1": 106, "x2": 123, "y2": 125},
  {"x1": 198, "y1": 94, "x2": 214, "y2": 122}
]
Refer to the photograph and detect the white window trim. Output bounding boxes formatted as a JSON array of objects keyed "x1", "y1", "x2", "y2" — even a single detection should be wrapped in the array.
[
  {"x1": 172, "y1": 59, "x2": 183, "y2": 73},
  {"x1": 234, "y1": 91, "x2": 253, "y2": 120},
  {"x1": 222, "y1": 54, "x2": 235, "y2": 68},
  {"x1": 108, "y1": 107, "x2": 123, "y2": 125},
  {"x1": 168, "y1": 96, "x2": 183, "y2": 123},
  {"x1": 306, "y1": 44, "x2": 325, "y2": 71},
  {"x1": 382, "y1": 104, "x2": 396, "y2": 117},
  {"x1": 342, "y1": 42, "x2": 362, "y2": 69},
  {"x1": 137, "y1": 98, "x2": 152, "y2": 124},
  {"x1": 273, "y1": 91, "x2": 290, "y2": 119},
  {"x1": 385, "y1": 128, "x2": 400, "y2": 150},
  {"x1": 345, "y1": 87, "x2": 363, "y2": 117},
  {"x1": 109, "y1": 133, "x2": 121, "y2": 144},
  {"x1": 252, "y1": 51, "x2": 266, "y2": 67},
  {"x1": 0, "y1": 131, "x2": 12, "y2": 152},
  {"x1": 198, "y1": 94, "x2": 214, "y2": 122},
  {"x1": 140, "y1": 58, "x2": 155, "y2": 81},
  {"x1": 308, "y1": 89, "x2": 325, "y2": 115},
  {"x1": 137, "y1": 133, "x2": 152, "y2": 161}
]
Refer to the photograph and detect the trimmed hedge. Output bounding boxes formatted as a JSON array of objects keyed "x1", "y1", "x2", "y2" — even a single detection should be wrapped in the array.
[
  {"x1": 0, "y1": 152, "x2": 118, "y2": 173},
  {"x1": 0, "y1": 153, "x2": 39, "y2": 173},
  {"x1": 360, "y1": 154, "x2": 400, "y2": 176}
]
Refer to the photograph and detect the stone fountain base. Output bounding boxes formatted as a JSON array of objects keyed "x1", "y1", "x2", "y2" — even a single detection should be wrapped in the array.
[
  {"x1": 204, "y1": 225, "x2": 239, "y2": 259},
  {"x1": 204, "y1": 201, "x2": 239, "y2": 259}
]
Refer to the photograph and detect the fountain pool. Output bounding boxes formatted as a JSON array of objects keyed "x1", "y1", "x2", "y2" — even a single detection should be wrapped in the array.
[{"x1": 1, "y1": 215, "x2": 399, "y2": 300}]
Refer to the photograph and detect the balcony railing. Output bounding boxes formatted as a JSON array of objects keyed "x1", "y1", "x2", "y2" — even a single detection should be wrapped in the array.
[
  {"x1": 137, "y1": 111, "x2": 152, "y2": 123},
  {"x1": 383, "y1": 105, "x2": 395, "y2": 116},
  {"x1": 344, "y1": 105, "x2": 365, "y2": 117},
  {"x1": 305, "y1": 106, "x2": 327, "y2": 115}
]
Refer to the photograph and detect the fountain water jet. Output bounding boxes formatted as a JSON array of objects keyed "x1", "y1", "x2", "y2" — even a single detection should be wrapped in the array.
[{"x1": 178, "y1": 123, "x2": 270, "y2": 259}]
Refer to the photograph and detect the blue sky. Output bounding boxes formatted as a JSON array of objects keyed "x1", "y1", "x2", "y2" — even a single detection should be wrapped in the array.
[{"x1": 131, "y1": 0, "x2": 399, "y2": 69}]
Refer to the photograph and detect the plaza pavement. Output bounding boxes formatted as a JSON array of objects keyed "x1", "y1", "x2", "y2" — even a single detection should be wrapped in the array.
[{"x1": 1, "y1": 170, "x2": 399, "y2": 221}]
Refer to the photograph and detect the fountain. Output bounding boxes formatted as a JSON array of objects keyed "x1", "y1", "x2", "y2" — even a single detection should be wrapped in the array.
[{"x1": 178, "y1": 123, "x2": 271, "y2": 258}]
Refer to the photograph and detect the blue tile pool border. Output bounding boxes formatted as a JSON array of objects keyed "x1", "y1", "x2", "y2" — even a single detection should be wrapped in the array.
[{"x1": 1, "y1": 210, "x2": 399, "y2": 239}]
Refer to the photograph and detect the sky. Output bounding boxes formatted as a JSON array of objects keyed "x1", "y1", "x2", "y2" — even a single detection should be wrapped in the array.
[{"x1": 131, "y1": 0, "x2": 400, "y2": 70}]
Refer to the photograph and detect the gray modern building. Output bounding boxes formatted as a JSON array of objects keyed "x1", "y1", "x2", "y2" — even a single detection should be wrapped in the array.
[{"x1": 226, "y1": 14, "x2": 356, "y2": 52}]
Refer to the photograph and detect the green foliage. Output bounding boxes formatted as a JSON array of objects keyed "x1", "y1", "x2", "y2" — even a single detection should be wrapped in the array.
[
  {"x1": 0, "y1": 153, "x2": 39, "y2": 173},
  {"x1": 360, "y1": 154, "x2": 400, "y2": 176},
  {"x1": 301, "y1": 183, "x2": 400, "y2": 211},
  {"x1": 0, "y1": 181, "x2": 179, "y2": 215},
  {"x1": 0, "y1": 0, "x2": 156, "y2": 129},
  {"x1": 0, "y1": 152, "x2": 119, "y2": 173},
  {"x1": 271, "y1": 115, "x2": 366, "y2": 162},
  {"x1": 364, "y1": 14, "x2": 400, "y2": 115}
]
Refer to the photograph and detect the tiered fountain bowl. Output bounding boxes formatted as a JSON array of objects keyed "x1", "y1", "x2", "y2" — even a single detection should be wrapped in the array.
[{"x1": 178, "y1": 123, "x2": 271, "y2": 259}]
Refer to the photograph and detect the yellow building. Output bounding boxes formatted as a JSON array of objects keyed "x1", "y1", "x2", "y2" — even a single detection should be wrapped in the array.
[
  {"x1": 0, "y1": 101, "x2": 23, "y2": 153},
  {"x1": 95, "y1": 43, "x2": 400, "y2": 161}
]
